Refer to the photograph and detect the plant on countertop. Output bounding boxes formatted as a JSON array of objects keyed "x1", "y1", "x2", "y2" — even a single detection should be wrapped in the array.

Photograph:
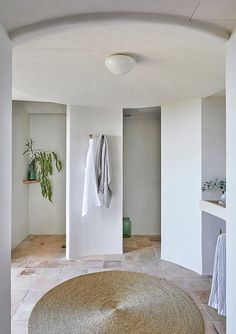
[
  {"x1": 23, "y1": 138, "x2": 62, "y2": 202},
  {"x1": 202, "y1": 178, "x2": 226, "y2": 194}
]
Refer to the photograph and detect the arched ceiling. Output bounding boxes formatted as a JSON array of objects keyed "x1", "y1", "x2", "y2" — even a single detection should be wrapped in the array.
[
  {"x1": 12, "y1": 18, "x2": 226, "y2": 107},
  {"x1": 3, "y1": 0, "x2": 234, "y2": 107},
  {"x1": 1, "y1": 0, "x2": 236, "y2": 34}
]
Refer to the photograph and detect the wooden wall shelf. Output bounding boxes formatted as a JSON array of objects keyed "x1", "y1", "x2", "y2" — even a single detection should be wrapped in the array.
[{"x1": 22, "y1": 180, "x2": 39, "y2": 184}]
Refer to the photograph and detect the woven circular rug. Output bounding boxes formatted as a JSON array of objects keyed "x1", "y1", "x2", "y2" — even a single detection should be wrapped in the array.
[{"x1": 29, "y1": 271, "x2": 204, "y2": 334}]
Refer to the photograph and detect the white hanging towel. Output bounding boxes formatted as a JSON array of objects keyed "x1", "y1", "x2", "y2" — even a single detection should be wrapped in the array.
[
  {"x1": 95, "y1": 134, "x2": 112, "y2": 208},
  {"x1": 82, "y1": 138, "x2": 101, "y2": 217},
  {"x1": 208, "y1": 233, "x2": 226, "y2": 316}
]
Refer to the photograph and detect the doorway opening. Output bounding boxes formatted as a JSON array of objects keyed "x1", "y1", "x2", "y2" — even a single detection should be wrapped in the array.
[
  {"x1": 123, "y1": 107, "x2": 161, "y2": 254},
  {"x1": 12, "y1": 101, "x2": 66, "y2": 257}
]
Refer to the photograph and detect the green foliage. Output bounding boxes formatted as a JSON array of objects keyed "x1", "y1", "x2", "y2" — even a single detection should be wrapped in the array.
[
  {"x1": 23, "y1": 138, "x2": 34, "y2": 161},
  {"x1": 202, "y1": 178, "x2": 226, "y2": 194},
  {"x1": 34, "y1": 151, "x2": 62, "y2": 202},
  {"x1": 23, "y1": 138, "x2": 62, "y2": 202}
]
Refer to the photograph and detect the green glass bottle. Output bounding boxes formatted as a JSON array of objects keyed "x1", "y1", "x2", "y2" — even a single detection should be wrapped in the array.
[{"x1": 123, "y1": 217, "x2": 132, "y2": 238}]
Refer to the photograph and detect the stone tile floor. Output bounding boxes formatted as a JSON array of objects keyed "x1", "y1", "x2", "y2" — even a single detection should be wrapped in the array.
[{"x1": 11, "y1": 235, "x2": 226, "y2": 334}]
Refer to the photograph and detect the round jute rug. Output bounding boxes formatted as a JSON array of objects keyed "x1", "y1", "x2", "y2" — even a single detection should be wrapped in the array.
[{"x1": 29, "y1": 271, "x2": 204, "y2": 334}]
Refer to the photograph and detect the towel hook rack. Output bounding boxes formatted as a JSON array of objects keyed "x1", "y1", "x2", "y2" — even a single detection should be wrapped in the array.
[{"x1": 89, "y1": 134, "x2": 100, "y2": 139}]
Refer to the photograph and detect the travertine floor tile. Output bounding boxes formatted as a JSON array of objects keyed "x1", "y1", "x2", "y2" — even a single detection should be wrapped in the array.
[
  {"x1": 59, "y1": 267, "x2": 84, "y2": 280},
  {"x1": 83, "y1": 260, "x2": 104, "y2": 269},
  {"x1": 204, "y1": 304, "x2": 226, "y2": 322},
  {"x1": 11, "y1": 291, "x2": 29, "y2": 317},
  {"x1": 194, "y1": 289, "x2": 211, "y2": 304},
  {"x1": 11, "y1": 320, "x2": 28, "y2": 334},
  {"x1": 122, "y1": 260, "x2": 142, "y2": 272},
  {"x1": 103, "y1": 254, "x2": 123, "y2": 261},
  {"x1": 22, "y1": 290, "x2": 47, "y2": 305},
  {"x1": 187, "y1": 277, "x2": 211, "y2": 290},
  {"x1": 12, "y1": 278, "x2": 36, "y2": 291},
  {"x1": 40, "y1": 267, "x2": 63, "y2": 278},
  {"x1": 104, "y1": 261, "x2": 122, "y2": 269},
  {"x1": 19, "y1": 268, "x2": 43, "y2": 278},
  {"x1": 204, "y1": 321, "x2": 219, "y2": 334},
  {"x1": 166, "y1": 277, "x2": 190, "y2": 290},
  {"x1": 12, "y1": 303, "x2": 34, "y2": 321},
  {"x1": 11, "y1": 235, "x2": 226, "y2": 334},
  {"x1": 214, "y1": 321, "x2": 226, "y2": 334},
  {"x1": 30, "y1": 277, "x2": 61, "y2": 292}
]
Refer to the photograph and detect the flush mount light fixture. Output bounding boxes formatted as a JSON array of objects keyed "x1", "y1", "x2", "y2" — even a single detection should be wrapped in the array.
[{"x1": 105, "y1": 54, "x2": 136, "y2": 75}]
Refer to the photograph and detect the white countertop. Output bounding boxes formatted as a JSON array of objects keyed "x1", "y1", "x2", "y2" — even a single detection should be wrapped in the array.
[{"x1": 200, "y1": 200, "x2": 226, "y2": 221}]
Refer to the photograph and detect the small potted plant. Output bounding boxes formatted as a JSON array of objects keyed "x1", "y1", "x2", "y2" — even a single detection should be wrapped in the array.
[
  {"x1": 202, "y1": 178, "x2": 226, "y2": 204},
  {"x1": 23, "y1": 139, "x2": 37, "y2": 180},
  {"x1": 23, "y1": 138, "x2": 62, "y2": 202}
]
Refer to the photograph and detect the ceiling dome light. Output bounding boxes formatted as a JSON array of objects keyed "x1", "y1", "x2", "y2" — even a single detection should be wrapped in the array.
[{"x1": 105, "y1": 54, "x2": 136, "y2": 75}]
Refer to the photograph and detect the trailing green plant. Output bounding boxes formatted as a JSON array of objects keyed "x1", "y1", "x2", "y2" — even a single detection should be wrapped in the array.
[
  {"x1": 202, "y1": 178, "x2": 226, "y2": 194},
  {"x1": 23, "y1": 138, "x2": 62, "y2": 202}
]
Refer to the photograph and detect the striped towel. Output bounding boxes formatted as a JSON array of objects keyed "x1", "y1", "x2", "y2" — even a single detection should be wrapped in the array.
[{"x1": 208, "y1": 233, "x2": 226, "y2": 316}]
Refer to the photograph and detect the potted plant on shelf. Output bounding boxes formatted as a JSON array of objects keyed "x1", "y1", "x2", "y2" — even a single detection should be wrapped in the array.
[
  {"x1": 23, "y1": 138, "x2": 62, "y2": 202},
  {"x1": 202, "y1": 178, "x2": 226, "y2": 204}
]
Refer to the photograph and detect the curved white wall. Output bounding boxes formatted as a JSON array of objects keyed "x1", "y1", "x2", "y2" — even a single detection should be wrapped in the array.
[
  {"x1": 0, "y1": 23, "x2": 12, "y2": 334},
  {"x1": 161, "y1": 99, "x2": 202, "y2": 274},
  {"x1": 226, "y1": 29, "x2": 236, "y2": 334}
]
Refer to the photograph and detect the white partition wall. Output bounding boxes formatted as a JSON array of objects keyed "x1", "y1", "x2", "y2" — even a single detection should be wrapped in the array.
[
  {"x1": 226, "y1": 29, "x2": 236, "y2": 334},
  {"x1": 12, "y1": 102, "x2": 30, "y2": 249},
  {"x1": 162, "y1": 96, "x2": 227, "y2": 275},
  {"x1": 66, "y1": 106, "x2": 123, "y2": 259},
  {"x1": 161, "y1": 99, "x2": 202, "y2": 273},
  {"x1": 0, "y1": 23, "x2": 12, "y2": 334}
]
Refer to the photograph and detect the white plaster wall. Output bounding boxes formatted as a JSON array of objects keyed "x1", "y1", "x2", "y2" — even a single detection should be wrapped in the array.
[
  {"x1": 29, "y1": 106, "x2": 66, "y2": 234},
  {"x1": 66, "y1": 106, "x2": 123, "y2": 259},
  {"x1": 161, "y1": 99, "x2": 202, "y2": 274},
  {"x1": 123, "y1": 115, "x2": 161, "y2": 235},
  {"x1": 12, "y1": 102, "x2": 30, "y2": 249},
  {"x1": 0, "y1": 23, "x2": 11, "y2": 334},
  {"x1": 226, "y1": 29, "x2": 236, "y2": 334}
]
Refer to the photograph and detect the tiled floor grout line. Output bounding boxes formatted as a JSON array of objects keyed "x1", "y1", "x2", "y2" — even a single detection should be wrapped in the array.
[{"x1": 11, "y1": 290, "x2": 29, "y2": 318}]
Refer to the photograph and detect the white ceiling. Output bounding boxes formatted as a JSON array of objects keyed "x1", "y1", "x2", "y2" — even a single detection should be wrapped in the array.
[
  {"x1": 1, "y1": 0, "x2": 233, "y2": 107},
  {"x1": 12, "y1": 20, "x2": 225, "y2": 107}
]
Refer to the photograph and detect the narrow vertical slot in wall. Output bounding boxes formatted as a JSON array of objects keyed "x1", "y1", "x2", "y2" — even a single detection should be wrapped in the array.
[
  {"x1": 123, "y1": 107, "x2": 161, "y2": 249},
  {"x1": 201, "y1": 95, "x2": 226, "y2": 275},
  {"x1": 12, "y1": 102, "x2": 66, "y2": 254}
]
